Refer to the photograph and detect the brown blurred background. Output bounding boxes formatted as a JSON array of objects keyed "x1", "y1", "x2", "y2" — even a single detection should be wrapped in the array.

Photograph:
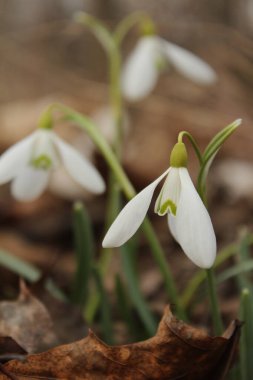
[{"x1": 0, "y1": 0, "x2": 253, "y2": 326}]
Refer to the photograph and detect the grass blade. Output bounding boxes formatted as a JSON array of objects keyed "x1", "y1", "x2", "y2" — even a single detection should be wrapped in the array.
[
  {"x1": 240, "y1": 288, "x2": 253, "y2": 380},
  {"x1": 115, "y1": 274, "x2": 145, "y2": 340},
  {"x1": 92, "y1": 266, "x2": 114, "y2": 344},
  {"x1": 120, "y1": 241, "x2": 157, "y2": 336},
  {"x1": 72, "y1": 201, "x2": 95, "y2": 305}
]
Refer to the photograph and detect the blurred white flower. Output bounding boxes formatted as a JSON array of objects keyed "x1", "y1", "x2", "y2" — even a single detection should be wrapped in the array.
[
  {"x1": 122, "y1": 36, "x2": 217, "y2": 101},
  {"x1": 91, "y1": 106, "x2": 130, "y2": 145},
  {"x1": 49, "y1": 105, "x2": 130, "y2": 201},
  {"x1": 0, "y1": 129, "x2": 105, "y2": 202},
  {"x1": 103, "y1": 164, "x2": 216, "y2": 269}
]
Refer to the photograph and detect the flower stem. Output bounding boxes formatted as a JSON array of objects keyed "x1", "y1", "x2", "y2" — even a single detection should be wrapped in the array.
[
  {"x1": 205, "y1": 268, "x2": 223, "y2": 335},
  {"x1": 97, "y1": 41, "x2": 123, "y2": 281},
  {"x1": 178, "y1": 131, "x2": 203, "y2": 166},
  {"x1": 142, "y1": 219, "x2": 186, "y2": 320},
  {"x1": 180, "y1": 130, "x2": 225, "y2": 336},
  {"x1": 114, "y1": 11, "x2": 153, "y2": 46},
  {"x1": 55, "y1": 104, "x2": 185, "y2": 319}
]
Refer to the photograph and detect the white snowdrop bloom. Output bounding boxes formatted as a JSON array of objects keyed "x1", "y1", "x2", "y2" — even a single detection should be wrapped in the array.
[
  {"x1": 103, "y1": 142, "x2": 216, "y2": 268},
  {"x1": 0, "y1": 129, "x2": 105, "y2": 202},
  {"x1": 122, "y1": 36, "x2": 217, "y2": 101}
]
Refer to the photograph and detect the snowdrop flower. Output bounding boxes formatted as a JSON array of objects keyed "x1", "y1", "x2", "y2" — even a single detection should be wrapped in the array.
[
  {"x1": 0, "y1": 128, "x2": 105, "y2": 202},
  {"x1": 122, "y1": 35, "x2": 217, "y2": 101},
  {"x1": 103, "y1": 142, "x2": 216, "y2": 268}
]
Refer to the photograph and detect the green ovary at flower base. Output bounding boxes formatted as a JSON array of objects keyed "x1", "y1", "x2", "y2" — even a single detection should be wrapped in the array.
[
  {"x1": 103, "y1": 140, "x2": 216, "y2": 269},
  {"x1": 0, "y1": 108, "x2": 105, "y2": 202}
]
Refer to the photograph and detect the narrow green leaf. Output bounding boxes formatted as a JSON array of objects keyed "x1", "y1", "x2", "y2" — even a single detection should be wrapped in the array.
[
  {"x1": 44, "y1": 278, "x2": 68, "y2": 302},
  {"x1": 203, "y1": 119, "x2": 241, "y2": 161},
  {"x1": 235, "y1": 231, "x2": 253, "y2": 303},
  {"x1": 198, "y1": 119, "x2": 241, "y2": 200},
  {"x1": 120, "y1": 242, "x2": 157, "y2": 336},
  {"x1": 92, "y1": 267, "x2": 114, "y2": 344},
  {"x1": 180, "y1": 233, "x2": 253, "y2": 308},
  {"x1": 240, "y1": 288, "x2": 253, "y2": 380},
  {"x1": 217, "y1": 260, "x2": 253, "y2": 284},
  {"x1": 115, "y1": 274, "x2": 145, "y2": 340},
  {"x1": 0, "y1": 249, "x2": 41, "y2": 282},
  {"x1": 0, "y1": 249, "x2": 67, "y2": 301},
  {"x1": 71, "y1": 201, "x2": 95, "y2": 305}
]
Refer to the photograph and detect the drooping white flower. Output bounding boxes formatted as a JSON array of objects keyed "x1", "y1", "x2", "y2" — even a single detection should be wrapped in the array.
[
  {"x1": 103, "y1": 142, "x2": 216, "y2": 269},
  {"x1": 0, "y1": 129, "x2": 105, "y2": 201},
  {"x1": 122, "y1": 35, "x2": 217, "y2": 101}
]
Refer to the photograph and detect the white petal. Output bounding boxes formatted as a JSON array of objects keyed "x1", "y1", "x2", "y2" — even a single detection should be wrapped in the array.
[
  {"x1": 0, "y1": 133, "x2": 36, "y2": 184},
  {"x1": 167, "y1": 214, "x2": 177, "y2": 242},
  {"x1": 103, "y1": 168, "x2": 170, "y2": 247},
  {"x1": 11, "y1": 166, "x2": 50, "y2": 201},
  {"x1": 121, "y1": 36, "x2": 160, "y2": 101},
  {"x1": 49, "y1": 167, "x2": 92, "y2": 201},
  {"x1": 155, "y1": 167, "x2": 180, "y2": 215},
  {"x1": 161, "y1": 40, "x2": 217, "y2": 85},
  {"x1": 32, "y1": 129, "x2": 60, "y2": 168},
  {"x1": 53, "y1": 135, "x2": 105, "y2": 194},
  {"x1": 169, "y1": 168, "x2": 216, "y2": 268}
]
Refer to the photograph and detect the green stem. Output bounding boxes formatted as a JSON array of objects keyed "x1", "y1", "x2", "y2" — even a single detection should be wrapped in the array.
[
  {"x1": 182, "y1": 132, "x2": 224, "y2": 335},
  {"x1": 71, "y1": 202, "x2": 94, "y2": 305},
  {"x1": 97, "y1": 36, "x2": 123, "y2": 285},
  {"x1": 240, "y1": 288, "x2": 253, "y2": 380},
  {"x1": 114, "y1": 11, "x2": 153, "y2": 46},
  {"x1": 74, "y1": 12, "x2": 114, "y2": 53},
  {"x1": 206, "y1": 268, "x2": 223, "y2": 335},
  {"x1": 108, "y1": 45, "x2": 123, "y2": 156},
  {"x1": 54, "y1": 104, "x2": 185, "y2": 318},
  {"x1": 142, "y1": 220, "x2": 186, "y2": 320},
  {"x1": 57, "y1": 105, "x2": 135, "y2": 196},
  {"x1": 92, "y1": 266, "x2": 114, "y2": 344},
  {"x1": 178, "y1": 131, "x2": 203, "y2": 166},
  {"x1": 180, "y1": 242, "x2": 239, "y2": 308},
  {"x1": 120, "y1": 244, "x2": 157, "y2": 335}
]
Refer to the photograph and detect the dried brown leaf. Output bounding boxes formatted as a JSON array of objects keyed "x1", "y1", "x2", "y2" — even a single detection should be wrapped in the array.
[
  {"x1": 0, "y1": 337, "x2": 27, "y2": 363},
  {"x1": 0, "y1": 281, "x2": 57, "y2": 354},
  {"x1": 1, "y1": 306, "x2": 241, "y2": 380}
]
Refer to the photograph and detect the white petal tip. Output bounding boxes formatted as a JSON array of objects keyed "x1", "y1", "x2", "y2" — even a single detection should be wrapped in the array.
[
  {"x1": 102, "y1": 240, "x2": 109, "y2": 248},
  {"x1": 91, "y1": 180, "x2": 106, "y2": 194},
  {"x1": 234, "y1": 118, "x2": 242, "y2": 126},
  {"x1": 102, "y1": 235, "x2": 119, "y2": 249},
  {"x1": 196, "y1": 254, "x2": 216, "y2": 269}
]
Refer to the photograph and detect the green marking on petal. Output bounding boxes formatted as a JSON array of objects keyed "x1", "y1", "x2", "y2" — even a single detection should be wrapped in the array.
[
  {"x1": 156, "y1": 198, "x2": 177, "y2": 216},
  {"x1": 31, "y1": 155, "x2": 52, "y2": 170},
  {"x1": 155, "y1": 56, "x2": 168, "y2": 72}
]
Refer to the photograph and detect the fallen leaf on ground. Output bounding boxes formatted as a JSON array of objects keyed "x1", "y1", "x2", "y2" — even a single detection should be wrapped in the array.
[
  {"x1": 1, "y1": 306, "x2": 241, "y2": 379},
  {"x1": 0, "y1": 337, "x2": 27, "y2": 363},
  {"x1": 0, "y1": 281, "x2": 57, "y2": 354}
]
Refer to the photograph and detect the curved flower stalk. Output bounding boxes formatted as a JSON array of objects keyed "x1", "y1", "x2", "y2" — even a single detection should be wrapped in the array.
[
  {"x1": 122, "y1": 35, "x2": 217, "y2": 101},
  {"x1": 103, "y1": 142, "x2": 216, "y2": 268},
  {"x1": 0, "y1": 128, "x2": 105, "y2": 202}
]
